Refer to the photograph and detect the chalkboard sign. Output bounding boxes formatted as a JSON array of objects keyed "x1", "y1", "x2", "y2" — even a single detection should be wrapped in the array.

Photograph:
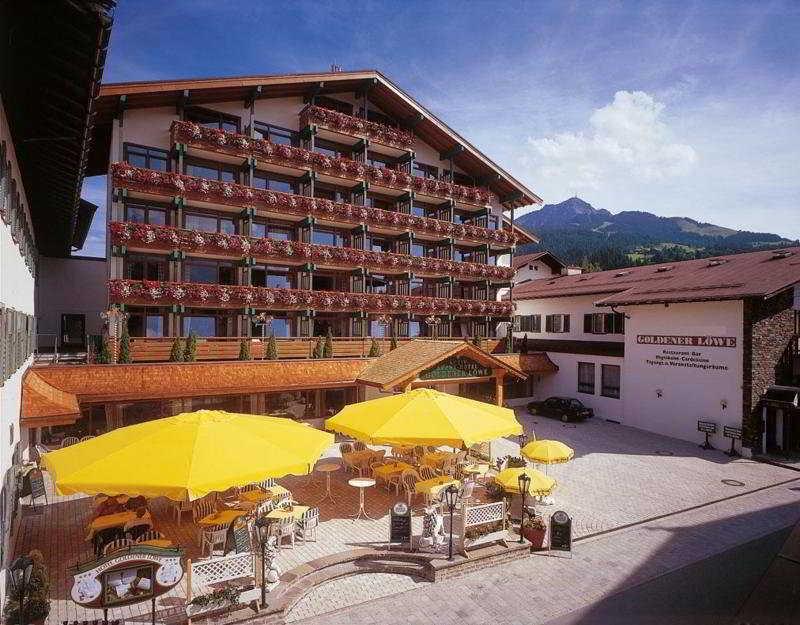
[
  {"x1": 549, "y1": 510, "x2": 572, "y2": 553},
  {"x1": 723, "y1": 426, "x2": 742, "y2": 439},
  {"x1": 28, "y1": 469, "x2": 47, "y2": 507},
  {"x1": 232, "y1": 518, "x2": 252, "y2": 554},
  {"x1": 697, "y1": 420, "x2": 717, "y2": 434},
  {"x1": 389, "y1": 502, "x2": 411, "y2": 546}
]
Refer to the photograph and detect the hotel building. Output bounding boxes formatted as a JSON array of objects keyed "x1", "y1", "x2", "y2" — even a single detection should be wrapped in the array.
[
  {"x1": 511, "y1": 248, "x2": 800, "y2": 455},
  {"x1": 89, "y1": 72, "x2": 540, "y2": 345}
]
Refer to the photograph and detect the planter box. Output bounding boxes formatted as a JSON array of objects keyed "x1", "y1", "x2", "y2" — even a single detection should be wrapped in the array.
[
  {"x1": 463, "y1": 529, "x2": 511, "y2": 551},
  {"x1": 522, "y1": 526, "x2": 546, "y2": 549}
]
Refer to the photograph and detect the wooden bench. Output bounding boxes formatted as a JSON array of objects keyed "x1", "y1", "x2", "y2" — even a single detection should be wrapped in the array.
[{"x1": 186, "y1": 553, "x2": 261, "y2": 620}]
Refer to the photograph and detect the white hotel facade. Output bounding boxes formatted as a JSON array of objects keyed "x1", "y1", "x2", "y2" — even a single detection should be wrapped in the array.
[{"x1": 510, "y1": 248, "x2": 800, "y2": 455}]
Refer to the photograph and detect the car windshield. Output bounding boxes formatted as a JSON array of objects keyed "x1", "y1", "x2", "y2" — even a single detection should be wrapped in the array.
[{"x1": 569, "y1": 399, "x2": 584, "y2": 409}]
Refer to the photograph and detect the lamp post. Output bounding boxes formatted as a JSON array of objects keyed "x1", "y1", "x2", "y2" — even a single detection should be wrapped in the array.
[
  {"x1": 100, "y1": 305, "x2": 128, "y2": 362},
  {"x1": 442, "y1": 483, "x2": 460, "y2": 560},
  {"x1": 517, "y1": 472, "x2": 531, "y2": 544},
  {"x1": 254, "y1": 312, "x2": 273, "y2": 359},
  {"x1": 254, "y1": 516, "x2": 271, "y2": 606},
  {"x1": 9, "y1": 555, "x2": 33, "y2": 625},
  {"x1": 376, "y1": 314, "x2": 391, "y2": 350},
  {"x1": 425, "y1": 315, "x2": 441, "y2": 340}
]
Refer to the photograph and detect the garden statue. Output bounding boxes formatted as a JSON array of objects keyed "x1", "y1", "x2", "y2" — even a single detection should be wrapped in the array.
[{"x1": 419, "y1": 505, "x2": 446, "y2": 551}]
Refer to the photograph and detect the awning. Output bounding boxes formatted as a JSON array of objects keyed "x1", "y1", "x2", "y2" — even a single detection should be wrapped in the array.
[{"x1": 763, "y1": 386, "x2": 800, "y2": 407}]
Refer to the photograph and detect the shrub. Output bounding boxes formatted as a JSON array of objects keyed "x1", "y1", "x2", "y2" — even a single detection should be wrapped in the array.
[
  {"x1": 118, "y1": 324, "x2": 131, "y2": 364},
  {"x1": 322, "y1": 327, "x2": 333, "y2": 358},
  {"x1": 238, "y1": 339, "x2": 252, "y2": 361},
  {"x1": 368, "y1": 338, "x2": 381, "y2": 357},
  {"x1": 169, "y1": 337, "x2": 184, "y2": 362},
  {"x1": 3, "y1": 550, "x2": 50, "y2": 625},
  {"x1": 96, "y1": 337, "x2": 112, "y2": 364},
  {"x1": 183, "y1": 332, "x2": 198, "y2": 362},
  {"x1": 312, "y1": 336, "x2": 324, "y2": 359},
  {"x1": 265, "y1": 334, "x2": 278, "y2": 360}
]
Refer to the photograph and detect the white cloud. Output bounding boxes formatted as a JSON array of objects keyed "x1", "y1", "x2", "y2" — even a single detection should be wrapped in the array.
[{"x1": 526, "y1": 91, "x2": 697, "y2": 191}]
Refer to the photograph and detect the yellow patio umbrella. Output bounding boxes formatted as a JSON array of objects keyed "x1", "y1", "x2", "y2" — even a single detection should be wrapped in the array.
[
  {"x1": 325, "y1": 388, "x2": 522, "y2": 448},
  {"x1": 494, "y1": 467, "x2": 556, "y2": 496},
  {"x1": 42, "y1": 410, "x2": 334, "y2": 501},
  {"x1": 521, "y1": 440, "x2": 574, "y2": 465}
]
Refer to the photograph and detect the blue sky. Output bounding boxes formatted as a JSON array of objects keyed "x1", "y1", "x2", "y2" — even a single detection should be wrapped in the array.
[{"x1": 78, "y1": 0, "x2": 800, "y2": 256}]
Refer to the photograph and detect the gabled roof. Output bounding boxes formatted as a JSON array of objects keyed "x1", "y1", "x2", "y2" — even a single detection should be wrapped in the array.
[
  {"x1": 357, "y1": 339, "x2": 526, "y2": 390},
  {"x1": 513, "y1": 246, "x2": 800, "y2": 306},
  {"x1": 89, "y1": 70, "x2": 541, "y2": 209},
  {"x1": 513, "y1": 250, "x2": 567, "y2": 271}
]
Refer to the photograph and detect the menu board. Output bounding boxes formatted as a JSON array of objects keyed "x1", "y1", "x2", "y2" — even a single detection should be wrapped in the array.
[
  {"x1": 389, "y1": 502, "x2": 412, "y2": 546},
  {"x1": 549, "y1": 511, "x2": 572, "y2": 553}
]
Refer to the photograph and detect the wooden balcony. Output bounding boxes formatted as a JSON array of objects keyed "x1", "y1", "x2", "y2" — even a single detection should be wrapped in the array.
[
  {"x1": 108, "y1": 279, "x2": 514, "y2": 317},
  {"x1": 109, "y1": 221, "x2": 514, "y2": 282},
  {"x1": 112, "y1": 162, "x2": 516, "y2": 248},
  {"x1": 299, "y1": 104, "x2": 414, "y2": 152},
  {"x1": 171, "y1": 120, "x2": 495, "y2": 208}
]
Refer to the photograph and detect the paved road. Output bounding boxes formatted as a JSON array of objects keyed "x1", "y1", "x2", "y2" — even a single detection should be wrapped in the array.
[{"x1": 290, "y1": 479, "x2": 800, "y2": 625}]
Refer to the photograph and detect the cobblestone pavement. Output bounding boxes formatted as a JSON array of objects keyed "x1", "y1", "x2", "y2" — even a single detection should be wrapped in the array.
[
  {"x1": 285, "y1": 573, "x2": 425, "y2": 622},
  {"x1": 292, "y1": 480, "x2": 800, "y2": 625}
]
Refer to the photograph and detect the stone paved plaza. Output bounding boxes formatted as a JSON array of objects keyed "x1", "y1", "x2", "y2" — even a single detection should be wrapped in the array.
[{"x1": 14, "y1": 410, "x2": 800, "y2": 625}]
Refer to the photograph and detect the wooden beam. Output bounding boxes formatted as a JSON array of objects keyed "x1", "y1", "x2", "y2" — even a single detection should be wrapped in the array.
[
  {"x1": 439, "y1": 144, "x2": 464, "y2": 161},
  {"x1": 500, "y1": 191, "x2": 524, "y2": 205},
  {"x1": 303, "y1": 82, "x2": 325, "y2": 104}
]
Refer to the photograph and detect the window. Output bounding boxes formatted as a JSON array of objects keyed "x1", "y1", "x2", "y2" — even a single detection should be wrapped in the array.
[
  {"x1": 407, "y1": 320, "x2": 421, "y2": 337},
  {"x1": 545, "y1": 314, "x2": 570, "y2": 333},
  {"x1": 601, "y1": 364, "x2": 621, "y2": 399},
  {"x1": 185, "y1": 107, "x2": 240, "y2": 133},
  {"x1": 520, "y1": 314, "x2": 541, "y2": 333},
  {"x1": 366, "y1": 152, "x2": 393, "y2": 169},
  {"x1": 125, "y1": 203, "x2": 167, "y2": 225},
  {"x1": 413, "y1": 162, "x2": 438, "y2": 179},
  {"x1": 578, "y1": 362, "x2": 595, "y2": 394},
  {"x1": 315, "y1": 96, "x2": 353, "y2": 115},
  {"x1": 584, "y1": 312, "x2": 625, "y2": 335},
  {"x1": 252, "y1": 173, "x2": 297, "y2": 194},
  {"x1": 253, "y1": 122, "x2": 298, "y2": 146},
  {"x1": 124, "y1": 144, "x2": 170, "y2": 171},
  {"x1": 182, "y1": 316, "x2": 216, "y2": 337},
  {"x1": 252, "y1": 265, "x2": 293, "y2": 289},
  {"x1": 253, "y1": 316, "x2": 292, "y2": 338},
  {"x1": 370, "y1": 237, "x2": 393, "y2": 253},
  {"x1": 368, "y1": 274, "x2": 389, "y2": 294},
  {"x1": 314, "y1": 139, "x2": 351, "y2": 159},
  {"x1": 184, "y1": 260, "x2": 235, "y2": 285},
  {"x1": 125, "y1": 255, "x2": 167, "y2": 281},
  {"x1": 128, "y1": 310, "x2": 166, "y2": 337},
  {"x1": 251, "y1": 221, "x2": 294, "y2": 241},
  {"x1": 185, "y1": 159, "x2": 238, "y2": 183},
  {"x1": 314, "y1": 186, "x2": 351, "y2": 204},
  {"x1": 184, "y1": 212, "x2": 235, "y2": 234},
  {"x1": 312, "y1": 228, "x2": 346, "y2": 247}
]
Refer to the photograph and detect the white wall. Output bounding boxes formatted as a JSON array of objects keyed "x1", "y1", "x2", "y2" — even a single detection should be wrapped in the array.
[
  {"x1": 622, "y1": 300, "x2": 744, "y2": 446},
  {"x1": 35, "y1": 256, "x2": 107, "y2": 339},
  {"x1": 514, "y1": 262, "x2": 559, "y2": 285},
  {"x1": 514, "y1": 294, "x2": 610, "y2": 341},
  {"x1": 537, "y1": 353, "x2": 625, "y2": 420}
]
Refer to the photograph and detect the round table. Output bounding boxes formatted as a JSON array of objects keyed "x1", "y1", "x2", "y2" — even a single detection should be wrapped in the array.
[
  {"x1": 463, "y1": 463, "x2": 491, "y2": 482},
  {"x1": 348, "y1": 477, "x2": 376, "y2": 521},
  {"x1": 316, "y1": 461, "x2": 341, "y2": 504}
]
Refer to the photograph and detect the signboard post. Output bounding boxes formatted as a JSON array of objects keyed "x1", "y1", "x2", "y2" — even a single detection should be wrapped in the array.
[
  {"x1": 548, "y1": 511, "x2": 572, "y2": 558},
  {"x1": 697, "y1": 420, "x2": 717, "y2": 450},
  {"x1": 723, "y1": 426, "x2": 742, "y2": 457},
  {"x1": 388, "y1": 502, "x2": 412, "y2": 550}
]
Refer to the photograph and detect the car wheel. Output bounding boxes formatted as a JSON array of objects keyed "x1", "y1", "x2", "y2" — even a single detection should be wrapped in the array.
[{"x1": 561, "y1": 414, "x2": 569, "y2": 423}]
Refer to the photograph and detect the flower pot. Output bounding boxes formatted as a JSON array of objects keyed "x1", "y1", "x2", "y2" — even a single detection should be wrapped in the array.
[{"x1": 522, "y1": 526, "x2": 546, "y2": 549}]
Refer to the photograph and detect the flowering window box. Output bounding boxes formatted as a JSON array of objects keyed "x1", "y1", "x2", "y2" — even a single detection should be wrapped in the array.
[{"x1": 299, "y1": 105, "x2": 415, "y2": 151}]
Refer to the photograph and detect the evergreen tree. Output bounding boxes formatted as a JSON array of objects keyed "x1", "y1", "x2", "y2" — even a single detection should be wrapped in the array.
[
  {"x1": 118, "y1": 324, "x2": 131, "y2": 364},
  {"x1": 390, "y1": 334, "x2": 398, "y2": 351},
  {"x1": 322, "y1": 327, "x2": 334, "y2": 358},
  {"x1": 265, "y1": 334, "x2": 278, "y2": 360},
  {"x1": 97, "y1": 337, "x2": 112, "y2": 364},
  {"x1": 183, "y1": 332, "x2": 198, "y2": 362},
  {"x1": 504, "y1": 324, "x2": 515, "y2": 354},
  {"x1": 312, "y1": 335, "x2": 324, "y2": 359},
  {"x1": 169, "y1": 337, "x2": 184, "y2": 362},
  {"x1": 238, "y1": 339, "x2": 252, "y2": 360},
  {"x1": 521, "y1": 334, "x2": 529, "y2": 355},
  {"x1": 368, "y1": 337, "x2": 381, "y2": 357}
]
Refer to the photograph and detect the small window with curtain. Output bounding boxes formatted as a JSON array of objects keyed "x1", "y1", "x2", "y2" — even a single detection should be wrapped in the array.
[
  {"x1": 578, "y1": 362, "x2": 595, "y2": 394},
  {"x1": 601, "y1": 364, "x2": 621, "y2": 399},
  {"x1": 545, "y1": 314, "x2": 570, "y2": 333}
]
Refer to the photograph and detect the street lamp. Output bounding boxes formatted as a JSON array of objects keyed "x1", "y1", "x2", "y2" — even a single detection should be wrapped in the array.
[
  {"x1": 441, "y1": 484, "x2": 460, "y2": 560},
  {"x1": 517, "y1": 472, "x2": 531, "y2": 544},
  {"x1": 100, "y1": 305, "x2": 128, "y2": 362},
  {"x1": 254, "y1": 516, "x2": 272, "y2": 606},
  {"x1": 254, "y1": 312, "x2": 274, "y2": 359},
  {"x1": 9, "y1": 555, "x2": 33, "y2": 625},
  {"x1": 425, "y1": 315, "x2": 441, "y2": 339}
]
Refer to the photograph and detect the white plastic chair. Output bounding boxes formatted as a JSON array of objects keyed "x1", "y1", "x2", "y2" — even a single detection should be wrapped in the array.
[
  {"x1": 61, "y1": 436, "x2": 79, "y2": 448},
  {"x1": 192, "y1": 497, "x2": 216, "y2": 542},
  {"x1": 271, "y1": 517, "x2": 295, "y2": 549},
  {"x1": 200, "y1": 525, "x2": 228, "y2": 557},
  {"x1": 297, "y1": 507, "x2": 319, "y2": 543},
  {"x1": 401, "y1": 471, "x2": 419, "y2": 507},
  {"x1": 418, "y1": 466, "x2": 437, "y2": 481}
]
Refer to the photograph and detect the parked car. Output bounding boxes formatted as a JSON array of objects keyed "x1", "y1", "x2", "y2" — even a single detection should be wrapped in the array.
[{"x1": 527, "y1": 397, "x2": 594, "y2": 422}]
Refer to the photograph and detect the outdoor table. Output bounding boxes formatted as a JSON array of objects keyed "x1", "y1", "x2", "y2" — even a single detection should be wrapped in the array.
[
  {"x1": 343, "y1": 450, "x2": 377, "y2": 475},
  {"x1": 348, "y1": 477, "x2": 376, "y2": 521},
  {"x1": 463, "y1": 463, "x2": 491, "y2": 482},
  {"x1": 266, "y1": 505, "x2": 310, "y2": 521},
  {"x1": 316, "y1": 460, "x2": 341, "y2": 504},
  {"x1": 86, "y1": 510, "x2": 153, "y2": 541},
  {"x1": 138, "y1": 539, "x2": 174, "y2": 548},
  {"x1": 372, "y1": 461, "x2": 414, "y2": 482},
  {"x1": 415, "y1": 476, "x2": 460, "y2": 500},
  {"x1": 421, "y1": 450, "x2": 457, "y2": 469},
  {"x1": 198, "y1": 509, "x2": 246, "y2": 527},
  {"x1": 239, "y1": 490, "x2": 272, "y2": 504}
]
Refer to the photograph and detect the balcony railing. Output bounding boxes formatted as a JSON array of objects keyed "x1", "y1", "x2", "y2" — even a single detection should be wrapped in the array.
[
  {"x1": 171, "y1": 120, "x2": 494, "y2": 207},
  {"x1": 109, "y1": 279, "x2": 513, "y2": 317},
  {"x1": 299, "y1": 104, "x2": 415, "y2": 151},
  {"x1": 112, "y1": 162, "x2": 517, "y2": 247},
  {"x1": 127, "y1": 336, "x2": 503, "y2": 363},
  {"x1": 110, "y1": 221, "x2": 514, "y2": 282}
]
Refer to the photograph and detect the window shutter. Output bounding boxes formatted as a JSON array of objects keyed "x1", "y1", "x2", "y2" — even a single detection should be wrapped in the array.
[
  {"x1": 545, "y1": 315, "x2": 552, "y2": 333},
  {"x1": 564, "y1": 315, "x2": 570, "y2": 332},
  {"x1": 584, "y1": 314, "x2": 593, "y2": 333}
]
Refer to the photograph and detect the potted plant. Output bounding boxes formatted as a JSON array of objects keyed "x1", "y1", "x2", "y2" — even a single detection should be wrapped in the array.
[
  {"x1": 265, "y1": 334, "x2": 278, "y2": 360},
  {"x1": 3, "y1": 550, "x2": 50, "y2": 625},
  {"x1": 186, "y1": 586, "x2": 242, "y2": 617},
  {"x1": 521, "y1": 513, "x2": 547, "y2": 549}
]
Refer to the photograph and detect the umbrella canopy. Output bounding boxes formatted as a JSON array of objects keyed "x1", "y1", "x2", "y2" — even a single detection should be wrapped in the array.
[
  {"x1": 521, "y1": 440, "x2": 574, "y2": 465},
  {"x1": 325, "y1": 388, "x2": 522, "y2": 448},
  {"x1": 42, "y1": 410, "x2": 334, "y2": 501},
  {"x1": 494, "y1": 467, "x2": 556, "y2": 496}
]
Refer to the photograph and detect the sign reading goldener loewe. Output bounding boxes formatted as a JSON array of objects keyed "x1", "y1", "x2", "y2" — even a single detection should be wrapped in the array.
[{"x1": 636, "y1": 335, "x2": 737, "y2": 348}]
